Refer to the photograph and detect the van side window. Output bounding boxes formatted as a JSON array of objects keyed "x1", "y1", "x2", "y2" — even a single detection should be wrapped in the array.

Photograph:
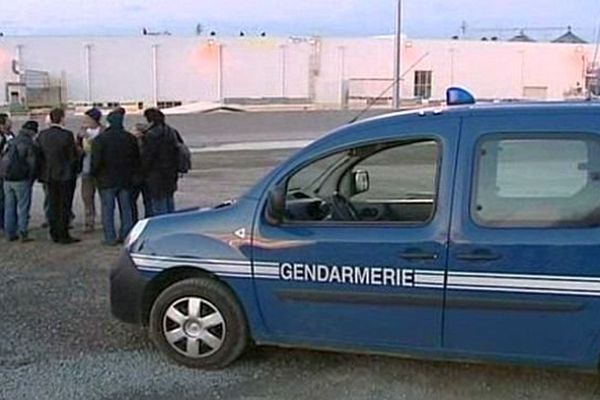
[
  {"x1": 473, "y1": 136, "x2": 600, "y2": 227},
  {"x1": 284, "y1": 139, "x2": 440, "y2": 224}
]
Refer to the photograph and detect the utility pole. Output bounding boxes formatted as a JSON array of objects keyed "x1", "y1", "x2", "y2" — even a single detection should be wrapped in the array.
[
  {"x1": 393, "y1": 0, "x2": 402, "y2": 109},
  {"x1": 151, "y1": 44, "x2": 159, "y2": 107}
]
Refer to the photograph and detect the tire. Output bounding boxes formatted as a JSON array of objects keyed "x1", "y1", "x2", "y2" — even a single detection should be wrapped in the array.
[{"x1": 149, "y1": 277, "x2": 248, "y2": 369}]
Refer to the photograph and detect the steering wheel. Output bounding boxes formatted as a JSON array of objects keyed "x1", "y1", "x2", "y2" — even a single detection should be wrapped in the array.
[{"x1": 330, "y1": 193, "x2": 360, "y2": 221}]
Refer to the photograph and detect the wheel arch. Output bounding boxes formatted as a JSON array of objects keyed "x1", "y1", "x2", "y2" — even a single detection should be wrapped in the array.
[{"x1": 141, "y1": 266, "x2": 250, "y2": 332}]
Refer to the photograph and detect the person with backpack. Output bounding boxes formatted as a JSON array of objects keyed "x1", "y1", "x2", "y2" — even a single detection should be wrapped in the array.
[
  {"x1": 130, "y1": 123, "x2": 153, "y2": 221},
  {"x1": 0, "y1": 121, "x2": 38, "y2": 242},
  {"x1": 91, "y1": 108, "x2": 140, "y2": 246},
  {"x1": 141, "y1": 108, "x2": 190, "y2": 216},
  {"x1": 37, "y1": 108, "x2": 80, "y2": 244},
  {"x1": 0, "y1": 113, "x2": 15, "y2": 234}
]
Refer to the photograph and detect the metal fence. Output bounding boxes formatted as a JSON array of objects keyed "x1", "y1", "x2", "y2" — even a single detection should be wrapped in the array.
[
  {"x1": 23, "y1": 69, "x2": 63, "y2": 108},
  {"x1": 343, "y1": 78, "x2": 394, "y2": 108}
]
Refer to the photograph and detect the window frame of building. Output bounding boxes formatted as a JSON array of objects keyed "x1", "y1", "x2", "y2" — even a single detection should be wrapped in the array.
[{"x1": 414, "y1": 70, "x2": 433, "y2": 99}]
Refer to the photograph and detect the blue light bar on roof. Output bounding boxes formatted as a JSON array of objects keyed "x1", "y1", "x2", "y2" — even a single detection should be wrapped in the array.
[{"x1": 446, "y1": 87, "x2": 476, "y2": 106}]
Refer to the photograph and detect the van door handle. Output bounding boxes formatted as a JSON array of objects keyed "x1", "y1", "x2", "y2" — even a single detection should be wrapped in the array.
[
  {"x1": 456, "y1": 252, "x2": 501, "y2": 262},
  {"x1": 400, "y1": 251, "x2": 439, "y2": 260}
]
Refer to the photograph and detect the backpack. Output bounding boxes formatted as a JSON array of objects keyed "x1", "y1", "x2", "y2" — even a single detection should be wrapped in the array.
[
  {"x1": 2, "y1": 140, "x2": 29, "y2": 181},
  {"x1": 165, "y1": 126, "x2": 192, "y2": 174},
  {"x1": 176, "y1": 140, "x2": 192, "y2": 174}
]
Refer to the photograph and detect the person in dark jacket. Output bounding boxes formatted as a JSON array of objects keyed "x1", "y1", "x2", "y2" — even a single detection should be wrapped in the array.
[
  {"x1": 91, "y1": 108, "x2": 140, "y2": 245},
  {"x1": 0, "y1": 113, "x2": 15, "y2": 235},
  {"x1": 141, "y1": 108, "x2": 180, "y2": 215},
  {"x1": 1, "y1": 121, "x2": 38, "y2": 242},
  {"x1": 37, "y1": 108, "x2": 80, "y2": 244},
  {"x1": 0, "y1": 113, "x2": 14, "y2": 150},
  {"x1": 131, "y1": 123, "x2": 153, "y2": 221}
]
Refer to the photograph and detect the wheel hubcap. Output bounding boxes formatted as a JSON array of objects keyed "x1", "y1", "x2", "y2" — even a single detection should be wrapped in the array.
[
  {"x1": 183, "y1": 320, "x2": 203, "y2": 337},
  {"x1": 162, "y1": 297, "x2": 226, "y2": 358}
]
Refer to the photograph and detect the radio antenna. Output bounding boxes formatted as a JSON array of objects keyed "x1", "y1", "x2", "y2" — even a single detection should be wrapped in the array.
[{"x1": 348, "y1": 52, "x2": 430, "y2": 124}]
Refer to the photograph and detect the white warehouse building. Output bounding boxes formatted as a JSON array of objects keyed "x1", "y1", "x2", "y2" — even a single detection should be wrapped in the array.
[{"x1": 0, "y1": 35, "x2": 597, "y2": 109}]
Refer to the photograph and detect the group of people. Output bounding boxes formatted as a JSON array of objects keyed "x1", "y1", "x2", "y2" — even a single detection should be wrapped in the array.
[{"x1": 0, "y1": 106, "x2": 186, "y2": 245}]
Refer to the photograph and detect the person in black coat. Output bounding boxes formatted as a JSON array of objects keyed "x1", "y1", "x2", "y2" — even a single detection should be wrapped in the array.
[
  {"x1": 37, "y1": 108, "x2": 80, "y2": 244},
  {"x1": 130, "y1": 123, "x2": 153, "y2": 221},
  {"x1": 91, "y1": 108, "x2": 140, "y2": 245},
  {"x1": 0, "y1": 120, "x2": 38, "y2": 242},
  {"x1": 141, "y1": 108, "x2": 180, "y2": 215}
]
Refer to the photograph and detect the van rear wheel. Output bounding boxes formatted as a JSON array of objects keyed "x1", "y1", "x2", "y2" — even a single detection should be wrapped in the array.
[{"x1": 149, "y1": 277, "x2": 248, "y2": 369}]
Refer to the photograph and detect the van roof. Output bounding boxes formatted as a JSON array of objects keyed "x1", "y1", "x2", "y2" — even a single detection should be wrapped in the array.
[
  {"x1": 310, "y1": 100, "x2": 600, "y2": 150},
  {"x1": 365, "y1": 100, "x2": 600, "y2": 122}
]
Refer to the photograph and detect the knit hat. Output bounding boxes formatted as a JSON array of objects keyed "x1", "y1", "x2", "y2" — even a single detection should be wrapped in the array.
[
  {"x1": 84, "y1": 107, "x2": 102, "y2": 123},
  {"x1": 22, "y1": 120, "x2": 39, "y2": 133},
  {"x1": 107, "y1": 110, "x2": 124, "y2": 128},
  {"x1": 113, "y1": 106, "x2": 126, "y2": 116}
]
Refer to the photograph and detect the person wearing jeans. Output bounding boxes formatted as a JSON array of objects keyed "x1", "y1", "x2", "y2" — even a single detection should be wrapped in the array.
[
  {"x1": 91, "y1": 108, "x2": 140, "y2": 246},
  {"x1": 4, "y1": 180, "x2": 33, "y2": 241},
  {"x1": 0, "y1": 120, "x2": 38, "y2": 242},
  {"x1": 140, "y1": 108, "x2": 180, "y2": 217},
  {"x1": 99, "y1": 187, "x2": 133, "y2": 244},
  {"x1": 150, "y1": 196, "x2": 174, "y2": 215},
  {"x1": 0, "y1": 113, "x2": 16, "y2": 234},
  {"x1": 131, "y1": 181, "x2": 153, "y2": 221},
  {"x1": 130, "y1": 123, "x2": 153, "y2": 222}
]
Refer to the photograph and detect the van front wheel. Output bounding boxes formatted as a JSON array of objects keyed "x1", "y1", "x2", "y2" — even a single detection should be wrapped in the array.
[{"x1": 149, "y1": 277, "x2": 248, "y2": 369}]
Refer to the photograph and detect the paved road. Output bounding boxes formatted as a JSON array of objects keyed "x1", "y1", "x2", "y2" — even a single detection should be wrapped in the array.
[
  {"x1": 21, "y1": 109, "x2": 389, "y2": 148},
  {"x1": 2, "y1": 113, "x2": 600, "y2": 399},
  {"x1": 160, "y1": 110, "x2": 388, "y2": 147}
]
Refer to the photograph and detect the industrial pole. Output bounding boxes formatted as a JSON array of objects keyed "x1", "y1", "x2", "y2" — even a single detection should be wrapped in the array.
[
  {"x1": 151, "y1": 44, "x2": 159, "y2": 107},
  {"x1": 280, "y1": 45, "x2": 287, "y2": 97},
  {"x1": 392, "y1": 0, "x2": 402, "y2": 109},
  {"x1": 84, "y1": 44, "x2": 93, "y2": 103},
  {"x1": 217, "y1": 44, "x2": 224, "y2": 103}
]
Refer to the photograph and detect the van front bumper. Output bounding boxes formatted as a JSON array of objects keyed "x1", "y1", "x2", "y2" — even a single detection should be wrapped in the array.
[{"x1": 110, "y1": 250, "x2": 151, "y2": 325}]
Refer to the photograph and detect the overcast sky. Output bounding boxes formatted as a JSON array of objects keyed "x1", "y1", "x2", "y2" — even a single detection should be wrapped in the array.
[{"x1": 1, "y1": 0, "x2": 599, "y2": 41}]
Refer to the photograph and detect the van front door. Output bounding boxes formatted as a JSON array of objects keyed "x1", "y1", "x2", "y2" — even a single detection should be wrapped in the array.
[{"x1": 252, "y1": 119, "x2": 460, "y2": 351}]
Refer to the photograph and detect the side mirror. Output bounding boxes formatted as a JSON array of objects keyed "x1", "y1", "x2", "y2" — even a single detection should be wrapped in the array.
[
  {"x1": 351, "y1": 170, "x2": 370, "y2": 196},
  {"x1": 266, "y1": 186, "x2": 286, "y2": 225}
]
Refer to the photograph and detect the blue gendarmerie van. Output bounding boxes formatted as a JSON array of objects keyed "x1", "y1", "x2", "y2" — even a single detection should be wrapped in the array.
[{"x1": 111, "y1": 89, "x2": 600, "y2": 370}]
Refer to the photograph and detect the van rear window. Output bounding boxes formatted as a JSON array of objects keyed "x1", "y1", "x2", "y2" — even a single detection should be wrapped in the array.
[{"x1": 473, "y1": 135, "x2": 600, "y2": 228}]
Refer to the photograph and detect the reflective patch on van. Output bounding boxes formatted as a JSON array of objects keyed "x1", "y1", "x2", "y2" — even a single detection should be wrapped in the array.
[{"x1": 130, "y1": 254, "x2": 600, "y2": 297}]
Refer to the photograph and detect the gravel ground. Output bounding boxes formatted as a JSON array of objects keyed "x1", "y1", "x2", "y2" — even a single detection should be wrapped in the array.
[{"x1": 2, "y1": 112, "x2": 600, "y2": 399}]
